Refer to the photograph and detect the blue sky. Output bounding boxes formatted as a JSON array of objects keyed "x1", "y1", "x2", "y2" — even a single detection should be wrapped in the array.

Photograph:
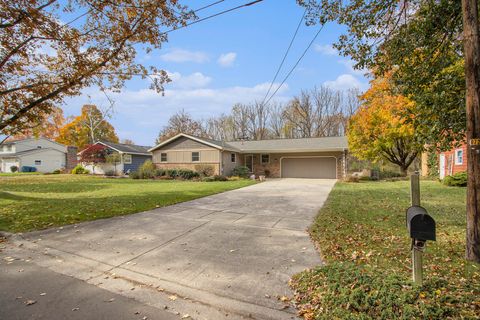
[{"x1": 63, "y1": 0, "x2": 368, "y2": 146}]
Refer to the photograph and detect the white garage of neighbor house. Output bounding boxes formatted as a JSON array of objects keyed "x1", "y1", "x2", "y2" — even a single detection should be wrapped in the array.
[
  {"x1": 150, "y1": 133, "x2": 348, "y2": 179},
  {"x1": 0, "y1": 138, "x2": 77, "y2": 173}
]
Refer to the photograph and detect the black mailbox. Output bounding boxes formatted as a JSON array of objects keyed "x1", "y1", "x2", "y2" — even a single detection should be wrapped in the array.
[{"x1": 406, "y1": 206, "x2": 436, "y2": 241}]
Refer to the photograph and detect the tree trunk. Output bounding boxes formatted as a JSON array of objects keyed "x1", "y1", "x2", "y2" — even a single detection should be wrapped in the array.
[{"x1": 462, "y1": 0, "x2": 480, "y2": 262}]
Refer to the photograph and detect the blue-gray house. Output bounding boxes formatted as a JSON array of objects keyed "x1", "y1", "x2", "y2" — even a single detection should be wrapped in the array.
[{"x1": 80, "y1": 141, "x2": 152, "y2": 175}]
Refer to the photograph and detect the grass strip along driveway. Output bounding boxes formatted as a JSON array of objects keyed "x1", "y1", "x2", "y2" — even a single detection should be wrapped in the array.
[
  {"x1": 0, "y1": 175, "x2": 255, "y2": 233},
  {"x1": 290, "y1": 180, "x2": 479, "y2": 319}
]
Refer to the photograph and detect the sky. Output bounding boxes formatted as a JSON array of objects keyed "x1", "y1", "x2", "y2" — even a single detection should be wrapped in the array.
[{"x1": 62, "y1": 0, "x2": 369, "y2": 146}]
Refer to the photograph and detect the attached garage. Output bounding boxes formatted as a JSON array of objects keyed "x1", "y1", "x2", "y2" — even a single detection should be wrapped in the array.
[{"x1": 281, "y1": 157, "x2": 337, "y2": 179}]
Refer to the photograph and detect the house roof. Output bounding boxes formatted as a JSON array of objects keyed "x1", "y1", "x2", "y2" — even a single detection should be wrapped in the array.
[
  {"x1": 149, "y1": 133, "x2": 347, "y2": 153},
  {"x1": 227, "y1": 136, "x2": 348, "y2": 153},
  {"x1": 97, "y1": 141, "x2": 151, "y2": 155},
  {"x1": 0, "y1": 147, "x2": 64, "y2": 158},
  {"x1": 0, "y1": 137, "x2": 68, "y2": 149},
  {"x1": 148, "y1": 133, "x2": 240, "y2": 152}
]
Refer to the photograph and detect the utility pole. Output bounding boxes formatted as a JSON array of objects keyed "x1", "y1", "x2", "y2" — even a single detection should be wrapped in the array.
[{"x1": 462, "y1": 0, "x2": 480, "y2": 262}]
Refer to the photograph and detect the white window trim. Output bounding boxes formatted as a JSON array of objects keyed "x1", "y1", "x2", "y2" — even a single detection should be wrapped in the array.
[
  {"x1": 192, "y1": 152, "x2": 200, "y2": 162},
  {"x1": 160, "y1": 152, "x2": 167, "y2": 162},
  {"x1": 454, "y1": 149, "x2": 463, "y2": 165},
  {"x1": 124, "y1": 154, "x2": 132, "y2": 164},
  {"x1": 34, "y1": 160, "x2": 42, "y2": 166},
  {"x1": 261, "y1": 154, "x2": 270, "y2": 165}
]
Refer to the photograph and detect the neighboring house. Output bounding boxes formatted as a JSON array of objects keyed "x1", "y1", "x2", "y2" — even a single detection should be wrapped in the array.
[
  {"x1": 149, "y1": 133, "x2": 348, "y2": 179},
  {"x1": 0, "y1": 138, "x2": 77, "y2": 173},
  {"x1": 439, "y1": 142, "x2": 467, "y2": 179},
  {"x1": 79, "y1": 141, "x2": 152, "y2": 175}
]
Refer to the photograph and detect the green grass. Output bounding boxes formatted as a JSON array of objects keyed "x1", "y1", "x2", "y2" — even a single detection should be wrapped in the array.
[
  {"x1": 0, "y1": 174, "x2": 255, "y2": 233},
  {"x1": 0, "y1": 172, "x2": 42, "y2": 177},
  {"x1": 290, "y1": 180, "x2": 479, "y2": 319}
]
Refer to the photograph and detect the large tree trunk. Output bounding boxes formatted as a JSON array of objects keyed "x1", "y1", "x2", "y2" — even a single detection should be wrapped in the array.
[{"x1": 462, "y1": 0, "x2": 480, "y2": 262}]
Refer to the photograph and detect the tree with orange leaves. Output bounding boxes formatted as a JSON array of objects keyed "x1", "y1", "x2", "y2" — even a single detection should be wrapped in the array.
[{"x1": 348, "y1": 75, "x2": 423, "y2": 176}]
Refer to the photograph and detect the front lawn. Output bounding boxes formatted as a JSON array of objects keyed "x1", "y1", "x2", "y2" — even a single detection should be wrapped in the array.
[
  {"x1": 0, "y1": 174, "x2": 255, "y2": 233},
  {"x1": 290, "y1": 180, "x2": 479, "y2": 319}
]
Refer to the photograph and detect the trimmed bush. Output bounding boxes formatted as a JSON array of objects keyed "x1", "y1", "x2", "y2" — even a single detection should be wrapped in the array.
[
  {"x1": 154, "y1": 168, "x2": 166, "y2": 177},
  {"x1": 443, "y1": 171, "x2": 467, "y2": 187},
  {"x1": 195, "y1": 164, "x2": 215, "y2": 177},
  {"x1": 129, "y1": 171, "x2": 140, "y2": 179},
  {"x1": 10, "y1": 165, "x2": 18, "y2": 172},
  {"x1": 71, "y1": 165, "x2": 89, "y2": 174},
  {"x1": 165, "y1": 169, "x2": 178, "y2": 178},
  {"x1": 203, "y1": 175, "x2": 228, "y2": 182},
  {"x1": 177, "y1": 169, "x2": 199, "y2": 180},
  {"x1": 232, "y1": 165, "x2": 250, "y2": 178},
  {"x1": 52, "y1": 169, "x2": 61, "y2": 174}
]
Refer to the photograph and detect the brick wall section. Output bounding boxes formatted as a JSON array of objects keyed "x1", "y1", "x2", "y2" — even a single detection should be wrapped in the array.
[
  {"x1": 155, "y1": 163, "x2": 220, "y2": 175},
  {"x1": 65, "y1": 146, "x2": 78, "y2": 171},
  {"x1": 440, "y1": 143, "x2": 467, "y2": 177}
]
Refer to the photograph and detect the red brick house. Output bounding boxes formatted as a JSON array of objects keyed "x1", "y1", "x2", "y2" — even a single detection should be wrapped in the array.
[{"x1": 439, "y1": 142, "x2": 467, "y2": 179}]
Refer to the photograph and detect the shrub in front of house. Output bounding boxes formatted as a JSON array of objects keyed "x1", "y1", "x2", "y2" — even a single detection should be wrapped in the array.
[
  {"x1": 71, "y1": 165, "x2": 89, "y2": 174},
  {"x1": 137, "y1": 160, "x2": 156, "y2": 179},
  {"x1": 443, "y1": 171, "x2": 467, "y2": 187},
  {"x1": 177, "y1": 169, "x2": 199, "y2": 180},
  {"x1": 10, "y1": 165, "x2": 18, "y2": 172},
  {"x1": 154, "y1": 168, "x2": 166, "y2": 177},
  {"x1": 203, "y1": 175, "x2": 228, "y2": 182},
  {"x1": 194, "y1": 164, "x2": 214, "y2": 177},
  {"x1": 232, "y1": 165, "x2": 250, "y2": 178}
]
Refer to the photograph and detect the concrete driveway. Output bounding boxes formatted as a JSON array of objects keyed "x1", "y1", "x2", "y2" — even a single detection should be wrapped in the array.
[{"x1": 1, "y1": 179, "x2": 336, "y2": 320}]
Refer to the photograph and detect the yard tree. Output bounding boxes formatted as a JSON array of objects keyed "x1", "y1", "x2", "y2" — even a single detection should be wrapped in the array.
[
  {"x1": 348, "y1": 75, "x2": 422, "y2": 176},
  {"x1": 56, "y1": 105, "x2": 118, "y2": 149},
  {"x1": 298, "y1": 0, "x2": 480, "y2": 262},
  {"x1": 0, "y1": 0, "x2": 193, "y2": 137},
  {"x1": 105, "y1": 152, "x2": 121, "y2": 174},
  {"x1": 79, "y1": 143, "x2": 107, "y2": 174},
  {"x1": 156, "y1": 110, "x2": 205, "y2": 143}
]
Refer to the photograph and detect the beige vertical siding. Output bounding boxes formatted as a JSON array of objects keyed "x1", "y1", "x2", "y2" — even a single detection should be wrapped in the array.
[{"x1": 221, "y1": 151, "x2": 242, "y2": 176}]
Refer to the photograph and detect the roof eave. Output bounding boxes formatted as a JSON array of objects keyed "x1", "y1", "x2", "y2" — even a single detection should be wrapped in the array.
[{"x1": 237, "y1": 148, "x2": 348, "y2": 153}]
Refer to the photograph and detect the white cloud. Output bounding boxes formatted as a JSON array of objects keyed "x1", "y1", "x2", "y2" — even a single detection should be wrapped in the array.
[
  {"x1": 314, "y1": 44, "x2": 337, "y2": 56},
  {"x1": 166, "y1": 71, "x2": 212, "y2": 89},
  {"x1": 323, "y1": 74, "x2": 366, "y2": 90},
  {"x1": 159, "y1": 48, "x2": 209, "y2": 63},
  {"x1": 62, "y1": 81, "x2": 290, "y2": 145},
  {"x1": 217, "y1": 52, "x2": 237, "y2": 67}
]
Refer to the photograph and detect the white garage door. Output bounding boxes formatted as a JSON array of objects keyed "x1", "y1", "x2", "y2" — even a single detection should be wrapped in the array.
[{"x1": 281, "y1": 157, "x2": 337, "y2": 179}]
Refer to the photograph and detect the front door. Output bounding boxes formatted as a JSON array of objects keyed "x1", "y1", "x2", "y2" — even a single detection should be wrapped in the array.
[
  {"x1": 245, "y1": 155, "x2": 253, "y2": 173},
  {"x1": 439, "y1": 154, "x2": 445, "y2": 179}
]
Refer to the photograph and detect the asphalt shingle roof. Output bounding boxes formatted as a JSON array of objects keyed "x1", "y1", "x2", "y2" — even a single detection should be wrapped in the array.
[
  {"x1": 226, "y1": 136, "x2": 348, "y2": 152},
  {"x1": 98, "y1": 141, "x2": 151, "y2": 155}
]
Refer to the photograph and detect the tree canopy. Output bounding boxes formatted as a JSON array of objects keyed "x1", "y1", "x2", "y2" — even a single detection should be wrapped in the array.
[
  {"x1": 1, "y1": 0, "x2": 192, "y2": 137},
  {"x1": 56, "y1": 104, "x2": 118, "y2": 149},
  {"x1": 348, "y1": 75, "x2": 422, "y2": 175}
]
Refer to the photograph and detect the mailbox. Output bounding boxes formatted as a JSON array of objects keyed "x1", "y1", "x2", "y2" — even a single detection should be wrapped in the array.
[{"x1": 406, "y1": 206, "x2": 436, "y2": 241}]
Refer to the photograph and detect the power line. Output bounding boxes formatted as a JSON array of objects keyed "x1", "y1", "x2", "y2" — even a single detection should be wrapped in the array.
[
  {"x1": 164, "y1": 0, "x2": 264, "y2": 34},
  {"x1": 194, "y1": 0, "x2": 226, "y2": 12},
  {"x1": 263, "y1": 24, "x2": 325, "y2": 106},
  {"x1": 260, "y1": 9, "x2": 306, "y2": 107}
]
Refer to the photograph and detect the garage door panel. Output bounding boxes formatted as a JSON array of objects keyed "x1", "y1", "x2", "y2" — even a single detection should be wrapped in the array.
[{"x1": 281, "y1": 157, "x2": 336, "y2": 179}]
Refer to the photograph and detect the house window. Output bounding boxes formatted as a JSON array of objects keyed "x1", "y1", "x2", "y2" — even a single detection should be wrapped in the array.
[
  {"x1": 34, "y1": 160, "x2": 42, "y2": 166},
  {"x1": 6, "y1": 145, "x2": 12, "y2": 152},
  {"x1": 160, "y1": 153, "x2": 167, "y2": 162},
  {"x1": 231, "y1": 153, "x2": 236, "y2": 163},
  {"x1": 124, "y1": 154, "x2": 132, "y2": 164},
  {"x1": 455, "y1": 149, "x2": 464, "y2": 165},
  {"x1": 261, "y1": 154, "x2": 270, "y2": 165},
  {"x1": 192, "y1": 152, "x2": 200, "y2": 162}
]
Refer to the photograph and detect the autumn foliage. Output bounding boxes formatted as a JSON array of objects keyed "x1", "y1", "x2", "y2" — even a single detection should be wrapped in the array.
[{"x1": 348, "y1": 75, "x2": 422, "y2": 175}]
